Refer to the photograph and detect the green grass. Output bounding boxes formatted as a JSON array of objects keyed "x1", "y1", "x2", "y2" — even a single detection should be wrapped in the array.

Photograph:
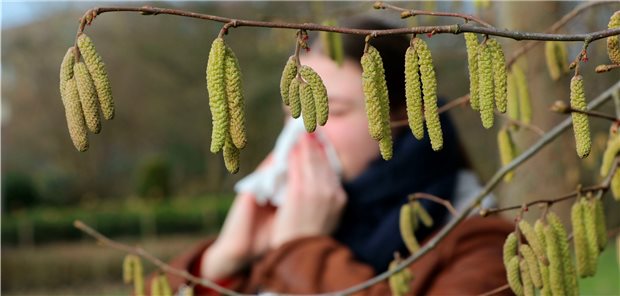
[{"x1": 579, "y1": 239, "x2": 620, "y2": 295}]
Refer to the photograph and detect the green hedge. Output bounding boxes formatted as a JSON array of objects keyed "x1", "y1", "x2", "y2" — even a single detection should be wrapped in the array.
[{"x1": 1, "y1": 195, "x2": 233, "y2": 246}]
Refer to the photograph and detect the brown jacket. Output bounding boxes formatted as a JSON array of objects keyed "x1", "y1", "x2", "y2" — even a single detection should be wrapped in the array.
[{"x1": 161, "y1": 216, "x2": 514, "y2": 295}]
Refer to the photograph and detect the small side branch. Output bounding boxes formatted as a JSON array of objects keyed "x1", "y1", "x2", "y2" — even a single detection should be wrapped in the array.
[{"x1": 409, "y1": 193, "x2": 458, "y2": 217}]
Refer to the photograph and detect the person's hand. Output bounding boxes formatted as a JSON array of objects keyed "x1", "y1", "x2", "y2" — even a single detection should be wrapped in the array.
[
  {"x1": 270, "y1": 134, "x2": 348, "y2": 249},
  {"x1": 201, "y1": 156, "x2": 275, "y2": 280}
]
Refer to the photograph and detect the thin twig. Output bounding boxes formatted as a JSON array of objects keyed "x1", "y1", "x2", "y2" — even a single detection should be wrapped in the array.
[
  {"x1": 496, "y1": 112, "x2": 546, "y2": 137},
  {"x1": 476, "y1": 284, "x2": 511, "y2": 296},
  {"x1": 329, "y1": 81, "x2": 620, "y2": 296},
  {"x1": 595, "y1": 63, "x2": 620, "y2": 73},
  {"x1": 77, "y1": 6, "x2": 620, "y2": 42},
  {"x1": 374, "y1": 1, "x2": 493, "y2": 28},
  {"x1": 409, "y1": 193, "x2": 458, "y2": 217},
  {"x1": 73, "y1": 221, "x2": 245, "y2": 296}
]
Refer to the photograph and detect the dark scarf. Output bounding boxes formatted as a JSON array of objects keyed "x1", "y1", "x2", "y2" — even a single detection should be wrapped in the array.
[{"x1": 333, "y1": 111, "x2": 465, "y2": 273}]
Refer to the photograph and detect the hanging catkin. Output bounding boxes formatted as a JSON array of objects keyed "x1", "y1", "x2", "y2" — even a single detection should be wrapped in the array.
[
  {"x1": 74, "y1": 61, "x2": 102, "y2": 134},
  {"x1": 223, "y1": 134, "x2": 240, "y2": 174},
  {"x1": 288, "y1": 77, "x2": 302, "y2": 118},
  {"x1": 299, "y1": 80, "x2": 317, "y2": 132},
  {"x1": 520, "y1": 259, "x2": 535, "y2": 296},
  {"x1": 320, "y1": 19, "x2": 345, "y2": 66},
  {"x1": 612, "y1": 171, "x2": 620, "y2": 201},
  {"x1": 593, "y1": 198, "x2": 607, "y2": 251},
  {"x1": 399, "y1": 203, "x2": 420, "y2": 254},
  {"x1": 571, "y1": 200, "x2": 593, "y2": 277},
  {"x1": 535, "y1": 219, "x2": 551, "y2": 296},
  {"x1": 77, "y1": 33, "x2": 114, "y2": 120},
  {"x1": 548, "y1": 212, "x2": 578, "y2": 296},
  {"x1": 600, "y1": 131, "x2": 620, "y2": 177},
  {"x1": 60, "y1": 47, "x2": 75, "y2": 101},
  {"x1": 544, "y1": 222, "x2": 566, "y2": 296},
  {"x1": 570, "y1": 75, "x2": 591, "y2": 158},
  {"x1": 64, "y1": 79, "x2": 89, "y2": 152},
  {"x1": 414, "y1": 38, "x2": 443, "y2": 151},
  {"x1": 545, "y1": 42, "x2": 569, "y2": 81},
  {"x1": 361, "y1": 46, "x2": 386, "y2": 141},
  {"x1": 379, "y1": 130, "x2": 393, "y2": 160},
  {"x1": 506, "y1": 72, "x2": 520, "y2": 125},
  {"x1": 607, "y1": 11, "x2": 620, "y2": 64},
  {"x1": 413, "y1": 201, "x2": 433, "y2": 227},
  {"x1": 497, "y1": 127, "x2": 516, "y2": 182},
  {"x1": 280, "y1": 56, "x2": 298, "y2": 106},
  {"x1": 388, "y1": 258, "x2": 413, "y2": 296},
  {"x1": 520, "y1": 245, "x2": 543, "y2": 289},
  {"x1": 300, "y1": 66, "x2": 329, "y2": 126},
  {"x1": 582, "y1": 198, "x2": 599, "y2": 275},
  {"x1": 507, "y1": 256, "x2": 524, "y2": 296},
  {"x1": 464, "y1": 33, "x2": 480, "y2": 111},
  {"x1": 224, "y1": 46, "x2": 247, "y2": 150},
  {"x1": 122, "y1": 254, "x2": 144, "y2": 296},
  {"x1": 206, "y1": 37, "x2": 228, "y2": 153},
  {"x1": 368, "y1": 46, "x2": 393, "y2": 159},
  {"x1": 503, "y1": 232, "x2": 518, "y2": 267},
  {"x1": 404, "y1": 45, "x2": 424, "y2": 140},
  {"x1": 519, "y1": 220, "x2": 548, "y2": 265},
  {"x1": 122, "y1": 254, "x2": 134, "y2": 284},
  {"x1": 512, "y1": 65, "x2": 532, "y2": 124},
  {"x1": 487, "y1": 39, "x2": 507, "y2": 113},
  {"x1": 477, "y1": 41, "x2": 495, "y2": 129}
]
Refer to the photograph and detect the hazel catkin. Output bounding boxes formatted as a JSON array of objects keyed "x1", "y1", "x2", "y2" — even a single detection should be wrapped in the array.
[
  {"x1": 592, "y1": 198, "x2": 608, "y2": 251},
  {"x1": 299, "y1": 80, "x2": 317, "y2": 132},
  {"x1": 207, "y1": 37, "x2": 228, "y2": 153},
  {"x1": 607, "y1": 11, "x2": 620, "y2": 64},
  {"x1": 400, "y1": 203, "x2": 420, "y2": 254},
  {"x1": 280, "y1": 56, "x2": 298, "y2": 106},
  {"x1": 545, "y1": 41, "x2": 569, "y2": 81},
  {"x1": 74, "y1": 61, "x2": 102, "y2": 134},
  {"x1": 520, "y1": 259, "x2": 535, "y2": 296},
  {"x1": 224, "y1": 46, "x2": 247, "y2": 150},
  {"x1": 571, "y1": 200, "x2": 593, "y2": 277},
  {"x1": 487, "y1": 39, "x2": 507, "y2": 113},
  {"x1": 513, "y1": 65, "x2": 532, "y2": 124},
  {"x1": 520, "y1": 244, "x2": 543, "y2": 289},
  {"x1": 582, "y1": 198, "x2": 600, "y2": 274},
  {"x1": 368, "y1": 46, "x2": 393, "y2": 159},
  {"x1": 288, "y1": 77, "x2": 302, "y2": 119},
  {"x1": 477, "y1": 41, "x2": 494, "y2": 129},
  {"x1": 300, "y1": 66, "x2": 329, "y2": 126},
  {"x1": 503, "y1": 232, "x2": 518, "y2": 267},
  {"x1": 404, "y1": 45, "x2": 424, "y2": 140},
  {"x1": 60, "y1": 47, "x2": 75, "y2": 100},
  {"x1": 223, "y1": 134, "x2": 240, "y2": 174},
  {"x1": 498, "y1": 127, "x2": 517, "y2": 182},
  {"x1": 519, "y1": 220, "x2": 548, "y2": 265},
  {"x1": 77, "y1": 33, "x2": 114, "y2": 120},
  {"x1": 507, "y1": 256, "x2": 524, "y2": 296},
  {"x1": 388, "y1": 258, "x2": 413, "y2": 296},
  {"x1": 570, "y1": 75, "x2": 591, "y2": 158},
  {"x1": 361, "y1": 46, "x2": 387, "y2": 141},
  {"x1": 547, "y1": 212, "x2": 578, "y2": 296},
  {"x1": 544, "y1": 222, "x2": 566, "y2": 296},
  {"x1": 464, "y1": 33, "x2": 480, "y2": 111},
  {"x1": 506, "y1": 72, "x2": 520, "y2": 124},
  {"x1": 414, "y1": 38, "x2": 443, "y2": 151},
  {"x1": 64, "y1": 79, "x2": 89, "y2": 152},
  {"x1": 600, "y1": 131, "x2": 620, "y2": 177}
]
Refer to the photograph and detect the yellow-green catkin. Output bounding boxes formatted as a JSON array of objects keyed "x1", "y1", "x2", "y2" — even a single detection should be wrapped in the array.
[
  {"x1": 545, "y1": 42, "x2": 561, "y2": 81},
  {"x1": 151, "y1": 274, "x2": 172, "y2": 296},
  {"x1": 571, "y1": 200, "x2": 593, "y2": 277},
  {"x1": 60, "y1": 47, "x2": 75, "y2": 102},
  {"x1": 400, "y1": 203, "x2": 420, "y2": 254},
  {"x1": 74, "y1": 62, "x2": 101, "y2": 134},
  {"x1": 612, "y1": 171, "x2": 620, "y2": 201},
  {"x1": 600, "y1": 132, "x2": 620, "y2": 177},
  {"x1": 320, "y1": 19, "x2": 344, "y2": 66},
  {"x1": 592, "y1": 198, "x2": 607, "y2": 251},
  {"x1": 280, "y1": 56, "x2": 298, "y2": 106},
  {"x1": 498, "y1": 127, "x2": 517, "y2": 182},
  {"x1": 77, "y1": 33, "x2": 114, "y2": 120},
  {"x1": 535, "y1": 219, "x2": 551, "y2": 296},
  {"x1": 520, "y1": 259, "x2": 536, "y2": 296},
  {"x1": 507, "y1": 256, "x2": 524, "y2": 296},
  {"x1": 404, "y1": 45, "x2": 424, "y2": 140},
  {"x1": 582, "y1": 198, "x2": 600, "y2": 275},
  {"x1": 570, "y1": 75, "x2": 591, "y2": 158},
  {"x1": 299, "y1": 80, "x2": 317, "y2": 133},
  {"x1": 544, "y1": 223, "x2": 565, "y2": 296},
  {"x1": 519, "y1": 220, "x2": 548, "y2": 265},
  {"x1": 224, "y1": 46, "x2": 246, "y2": 150},
  {"x1": 548, "y1": 212, "x2": 578, "y2": 296},
  {"x1": 368, "y1": 46, "x2": 393, "y2": 159},
  {"x1": 503, "y1": 232, "x2": 518, "y2": 267},
  {"x1": 413, "y1": 201, "x2": 433, "y2": 228},
  {"x1": 361, "y1": 46, "x2": 387, "y2": 141},
  {"x1": 414, "y1": 38, "x2": 443, "y2": 150},
  {"x1": 506, "y1": 72, "x2": 520, "y2": 125},
  {"x1": 288, "y1": 77, "x2": 302, "y2": 119},
  {"x1": 512, "y1": 65, "x2": 532, "y2": 124},
  {"x1": 64, "y1": 79, "x2": 89, "y2": 152},
  {"x1": 607, "y1": 11, "x2": 620, "y2": 64},
  {"x1": 223, "y1": 134, "x2": 240, "y2": 174},
  {"x1": 379, "y1": 130, "x2": 393, "y2": 160},
  {"x1": 300, "y1": 66, "x2": 329, "y2": 126},
  {"x1": 477, "y1": 41, "x2": 495, "y2": 129},
  {"x1": 388, "y1": 259, "x2": 413, "y2": 296},
  {"x1": 207, "y1": 37, "x2": 228, "y2": 153},
  {"x1": 122, "y1": 255, "x2": 144, "y2": 296},
  {"x1": 520, "y1": 244, "x2": 543, "y2": 289},
  {"x1": 123, "y1": 254, "x2": 134, "y2": 284},
  {"x1": 488, "y1": 39, "x2": 507, "y2": 113},
  {"x1": 464, "y1": 33, "x2": 480, "y2": 111}
]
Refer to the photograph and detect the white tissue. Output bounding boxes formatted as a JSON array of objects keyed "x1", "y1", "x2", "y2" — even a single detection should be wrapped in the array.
[{"x1": 234, "y1": 118, "x2": 343, "y2": 207}]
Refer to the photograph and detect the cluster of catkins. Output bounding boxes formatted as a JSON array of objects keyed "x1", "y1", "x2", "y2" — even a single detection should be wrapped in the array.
[
  {"x1": 607, "y1": 11, "x2": 620, "y2": 64},
  {"x1": 464, "y1": 33, "x2": 507, "y2": 129},
  {"x1": 399, "y1": 200, "x2": 433, "y2": 255},
  {"x1": 503, "y1": 208, "x2": 606, "y2": 296},
  {"x1": 601, "y1": 127, "x2": 620, "y2": 200},
  {"x1": 280, "y1": 56, "x2": 330, "y2": 133},
  {"x1": 206, "y1": 38, "x2": 247, "y2": 174},
  {"x1": 123, "y1": 254, "x2": 145, "y2": 296},
  {"x1": 59, "y1": 33, "x2": 115, "y2": 151}
]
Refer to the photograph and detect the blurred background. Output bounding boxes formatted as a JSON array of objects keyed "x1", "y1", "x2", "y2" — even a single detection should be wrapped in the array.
[{"x1": 2, "y1": 1, "x2": 619, "y2": 295}]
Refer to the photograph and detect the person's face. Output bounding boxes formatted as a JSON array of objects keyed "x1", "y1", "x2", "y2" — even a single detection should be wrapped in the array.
[{"x1": 296, "y1": 52, "x2": 380, "y2": 181}]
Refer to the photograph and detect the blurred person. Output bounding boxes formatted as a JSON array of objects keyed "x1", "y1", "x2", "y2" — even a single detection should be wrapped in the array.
[{"x1": 160, "y1": 18, "x2": 514, "y2": 295}]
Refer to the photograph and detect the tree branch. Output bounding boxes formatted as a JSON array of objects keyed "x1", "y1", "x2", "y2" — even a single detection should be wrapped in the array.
[
  {"x1": 409, "y1": 193, "x2": 458, "y2": 217},
  {"x1": 373, "y1": 1, "x2": 494, "y2": 28}
]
